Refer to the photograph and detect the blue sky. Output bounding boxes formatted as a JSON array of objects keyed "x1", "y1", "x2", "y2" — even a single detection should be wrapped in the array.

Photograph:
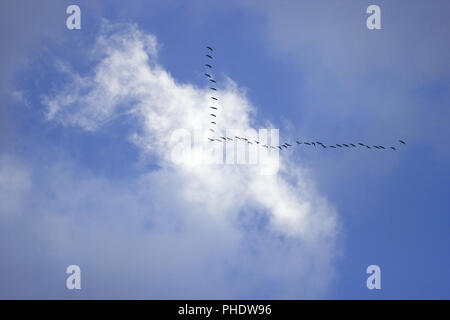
[{"x1": 1, "y1": 0, "x2": 450, "y2": 299}]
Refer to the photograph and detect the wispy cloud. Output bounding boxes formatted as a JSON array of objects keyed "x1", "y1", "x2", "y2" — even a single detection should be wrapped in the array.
[{"x1": 1, "y1": 21, "x2": 340, "y2": 298}]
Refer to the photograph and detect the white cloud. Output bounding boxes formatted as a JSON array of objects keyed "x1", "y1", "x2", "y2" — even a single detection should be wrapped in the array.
[{"x1": 30, "y1": 21, "x2": 340, "y2": 297}]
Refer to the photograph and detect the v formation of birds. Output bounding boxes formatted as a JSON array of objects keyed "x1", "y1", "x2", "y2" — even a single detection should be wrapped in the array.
[{"x1": 204, "y1": 46, "x2": 406, "y2": 152}]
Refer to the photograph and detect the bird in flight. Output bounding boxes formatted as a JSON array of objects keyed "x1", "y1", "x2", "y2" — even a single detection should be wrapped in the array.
[{"x1": 201, "y1": 45, "x2": 407, "y2": 154}]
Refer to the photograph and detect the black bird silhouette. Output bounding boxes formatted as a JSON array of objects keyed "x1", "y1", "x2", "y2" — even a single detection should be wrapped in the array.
[
  {"x1": 285, "y1": 143, "x2": 292, "y2": 147},
  {"x1": 209, "y1": 129, "x2": 215, "y2": 133},
  {"x1": 399, "y1": 140, "x2": 406, "y2": 145},
  {"x1": 210, "y1": 87, "x2": 217, "y2": 91},
  {"x1": 296, "y1": 141, "x2": 302, "y2": 144},
  {"x1": 358, "y1": 143, "x2": 365, "y2": 146},
  {"x1": 205, "y1": 73, "x2": 211, "y2": 78},
  {"x1": 211, "y1": 97, "x2": 218, "y2": 100},
  {"x1": 304, "y1": 142, "x2": 311, "y2": 146},
  {"x1": 209, "y1": 79, "x2": 216, "y2": 83},
  {"x1": 311, "y1": 142, "x2": 316, "y2": 147},
  {"x1": 208, "y1": 138, "x2": 214, "y2": 141},
  {"x1": 227, "y1": 137, "x2": 233, "y2": 141},
  {"x1": 206, "y1": 46, "x2": 213, "y2": 51},
  {"x1": 343, "y1": 144, "x2": 349, "y2": 147},
  {"x1": 210, "y1": 107, "x2": 217, "y2": 110},
  {"x1": 366, "y1": 146, "x2": 371, "y2": 149},
  {"x1": 350, "y1": 143, "x2": 356, "y2": 147},
  {"x1": 211, "y1": 121, "x2": 216, "y2": 124},
  {"x1": 206, "y1": 54, "x2": 213, "y2": 59},
  {"x1": 205, "y1": 64, "x2": 212, "y2": 68},
  {"x1": 210, "y1": 114, "x2": 216, "y2": 117},
  {"x1": 336, "y1": 144, "x2": 342, "y2": 147},
  {"x1": 390, "y1": 147, "x2": 396, "y2": 150},
  {"x1": 379, "y1": 146, "x2": 386, "y2": 149},
  {"x1": 278, "y1": 146, "x2": 283, "y2": 150},
  {"x1": 330, "y1": 146, "x2": 337, "y2": 148}
]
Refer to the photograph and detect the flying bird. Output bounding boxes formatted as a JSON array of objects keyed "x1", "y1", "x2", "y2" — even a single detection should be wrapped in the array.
[
  {"x1": 204, "y1": 73, "x2": 211, "y2": 78},
  {"x1": 399, "y1": 140, "x2": 406, "y2": 145},
  {"x1": 390, "y1": 147, "x2": 396, "y2": 150},
  {"x1": 210, "y1": 107, "x2": 217, "y2": 110},
  {"x1": 296, "y1": 141, "x2": 302, "y2": 144},
  {"x1": 206, "y1": 54, "x2": 213, "y2": 59},
  {"x1": 205, "y1": 64, "x2": 212, "y2": 68},
  {"x1": 206, "y1": 46, "x2": 213, "y2": 51},
  {"x1": 210, "y1": 114, "x2": 216, "y2": 117},
  {"x1": 210, "y1": 87, "x2": 217, "y2": 91},
  {"x1": 209, "y1": 79, "x2": 216, "y2": 83},
  {"x1": 211, "y1": 121, "x2": 216, "y2": 124},
  {"x1": 211, "y1": 97, "x2": 218, "y2": 100}
]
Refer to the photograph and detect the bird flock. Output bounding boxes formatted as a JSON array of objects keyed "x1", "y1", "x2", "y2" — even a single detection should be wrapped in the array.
[{"x1": 204, "y1": 46, "x2": 406, "y2": 152}]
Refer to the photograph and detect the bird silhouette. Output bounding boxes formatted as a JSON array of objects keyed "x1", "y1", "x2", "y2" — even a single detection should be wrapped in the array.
[
  {"x1": 205, "y1": 64, "x2": 212, "y2": 68},
  {"x1": 206, "y1": 54, "x2": 213, "y2": 59},
  {"x1": 210, "y1": 114, "x2": 216, "y2": 117},
  {"x1": 206, "y1": 46, "x2": 213, "y2": 51},
  {"x1": 209, "y1": 79, "x2": 216, "y2": 83},
  {"x1": 399, "y1": 140, "x2": 406, "y2": 145},
  {"x1": 204, "y1": 73, "x2": 211, "y2": 78}
]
